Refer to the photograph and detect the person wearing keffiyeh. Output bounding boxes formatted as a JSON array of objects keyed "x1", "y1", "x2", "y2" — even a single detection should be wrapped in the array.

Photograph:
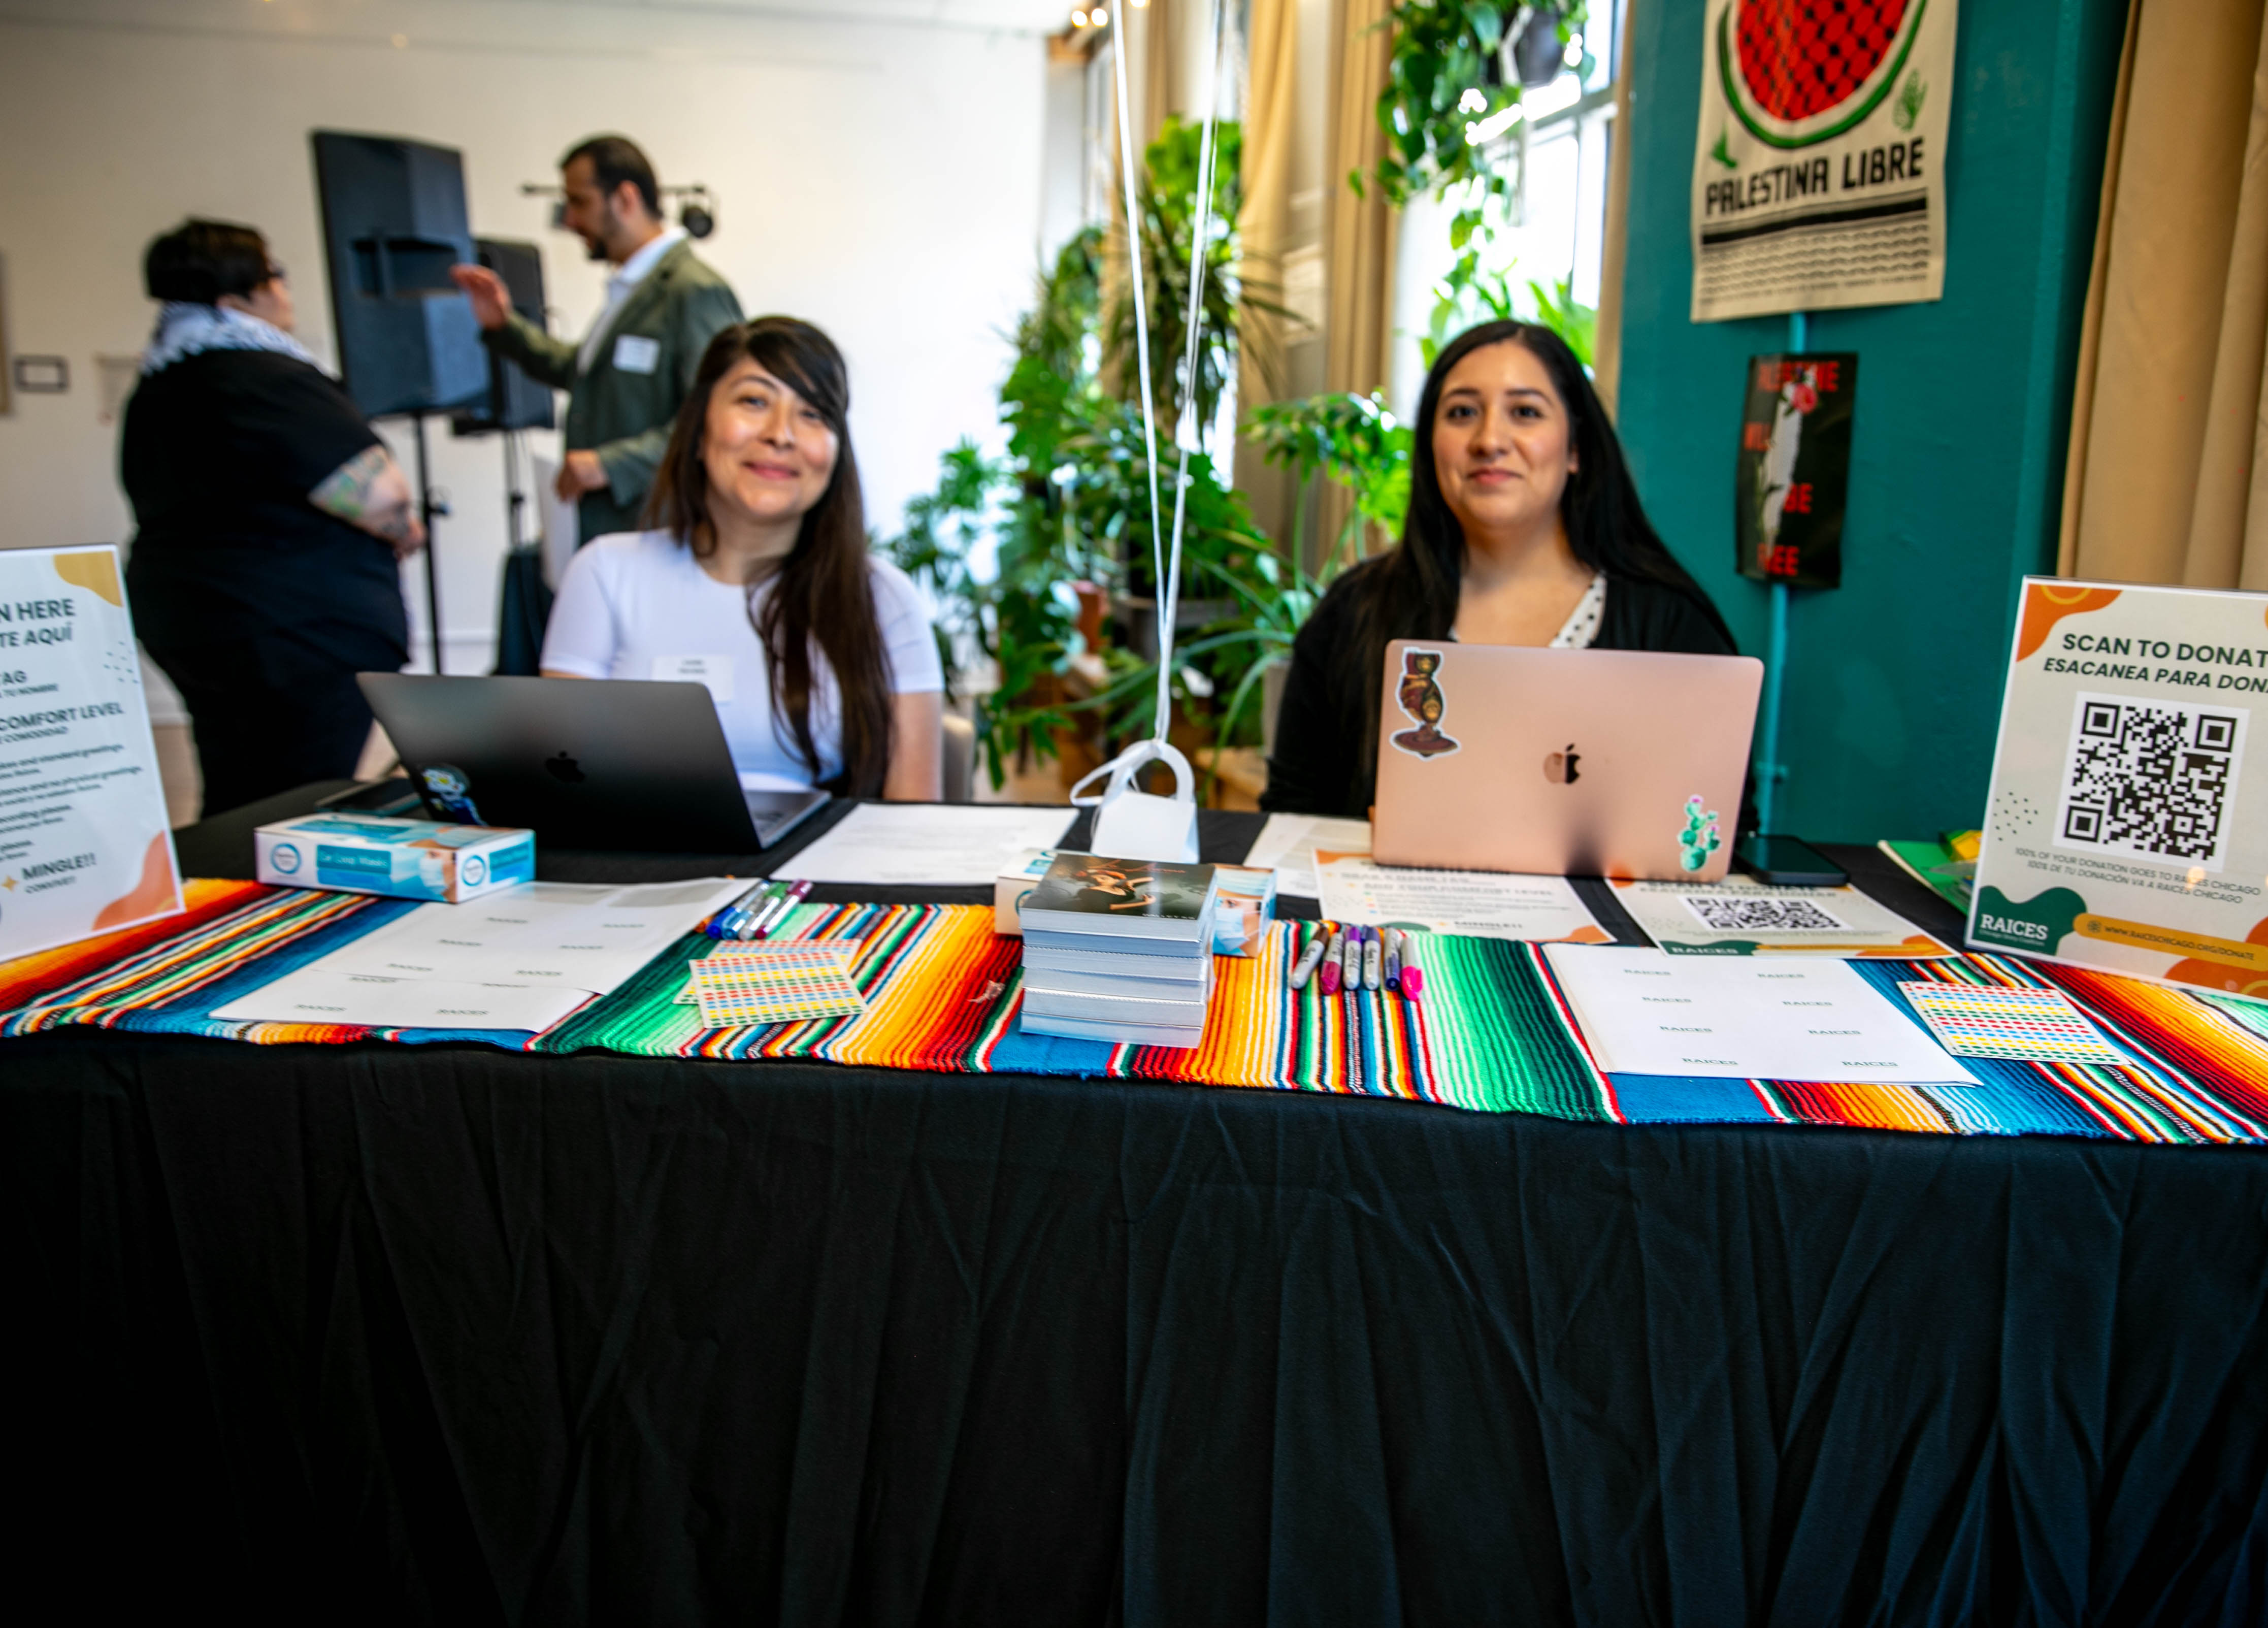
[{"x1": 120, "y1": 218, "x2": 423, "y2": 816}]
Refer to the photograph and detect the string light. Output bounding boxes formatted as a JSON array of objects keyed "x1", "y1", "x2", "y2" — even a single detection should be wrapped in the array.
[
  {"x1": 1091, "y1": 4, "x2": 1108, "y2": 21},
  {"x1": 1071, "y1": 8, "x2": 1089, "y2": 22}
]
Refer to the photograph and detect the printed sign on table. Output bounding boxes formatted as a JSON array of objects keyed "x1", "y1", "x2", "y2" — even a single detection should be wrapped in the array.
[
  {"x1": 1735, "y1": 351, "x2": 1857, "y2": 588},
  {"x1": 1970, "y1": 578, "x2": 2268, "y2": 998},
  {"x1": 0, "y1": 545, "x2": 182, "y2": 959},
  {"x1": 1690, "y1": 0, "x2": 1958, "y2": 321}
]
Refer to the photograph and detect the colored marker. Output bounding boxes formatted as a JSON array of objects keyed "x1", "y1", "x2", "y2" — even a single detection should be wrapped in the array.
[
  {"x1": 710, "y1": 880, "x2": 779, "y2": 939},
  {"x1": 1341, "y1": 925, "x2": 1364, "y2": 992},
  {"x1": 1289, "y1": 926, "x2": 1328, "y2": 991},
  {"x1": 1362, "y1": 927, "x2": 1383, "y2": 991},
  {"x1": 1400, "y1": 933, "x2": 1423, "y2": 1001},
  {"x1": 1319, "y1": 929, "x2": 1343, "y2": 996},
  {"x1": 747, "y1": 878, "x2": 813, "y2": 940},
  {"x1": 1384, "y1": 928, "x2": 1402, "y2": 992},
  {"x1": 707, "y1": 880, "x2": 771, "y2": 943},
  {"x1": 731, "y1": 881, "x2": 790, "y2": 940}
]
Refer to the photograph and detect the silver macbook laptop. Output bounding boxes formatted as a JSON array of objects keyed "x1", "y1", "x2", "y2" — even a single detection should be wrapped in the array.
[{"x1": 358, "y1": 674, "x2": 829, "y2": 853}]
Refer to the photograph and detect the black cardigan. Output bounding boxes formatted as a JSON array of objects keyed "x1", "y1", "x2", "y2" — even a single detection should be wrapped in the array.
[{"x1": 1262, "y1": 562, "x2": 1739, "y2": 819}]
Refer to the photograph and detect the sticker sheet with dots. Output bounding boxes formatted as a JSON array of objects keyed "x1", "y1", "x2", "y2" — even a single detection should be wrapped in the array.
[
  {"x1": 687, "y1": 944, "x2": 865, "y2": 1028},
  {"x1": 1896, "y1": 981, "x2": 2126, "y2": 1064}
]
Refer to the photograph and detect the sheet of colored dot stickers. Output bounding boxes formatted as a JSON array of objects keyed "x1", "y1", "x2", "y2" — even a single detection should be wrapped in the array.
[
  {"x1": 1610, "y1": 877, "x2": 1953, "y2": 958},
  {"x1": 686, "y1": 943, "x2": 865, "y2": 1028},
  {"x1": 1894, "y1": 981, "x2": 2126, "y2": 1066},
  {"x1": 0, "y1": 545, "x2": 182, "y2": 961},
  {"x1": 1971, "y1": 579, "x2": 2268, "y2": 1000}
]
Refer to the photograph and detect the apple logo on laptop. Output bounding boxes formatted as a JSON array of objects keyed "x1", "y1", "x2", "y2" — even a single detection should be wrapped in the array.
[
  {"x1": 545, "y1": 751, "x2": 586, "y2": 785},
  {"x1": 1543, "y1": 744, "x2": 1581, "y2": 785}
]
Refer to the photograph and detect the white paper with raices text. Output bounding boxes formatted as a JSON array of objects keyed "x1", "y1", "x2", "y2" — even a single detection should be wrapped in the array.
[
  {"x1": 0, "y1": 545, "x2": 182, "y2": 961},
  {"x1": 1542, "y1": 945, "x2": 1978, "y2": 1084},
  {"x1": 1969, "y1": 578, "x2": 2268, "y2": 999},
  {"x1": 1316, "y1": 854, "x2": 1610, "y2": 943},
  {"x1": 212, "y1": 877, "x2": 747, "y2": 1030},
  {"x1": 777, "y1": 804, "x2": 1077, "y2": 886},
  {"x1": 1689, "y1": 0, "x2": 1958, "y2": 320}
]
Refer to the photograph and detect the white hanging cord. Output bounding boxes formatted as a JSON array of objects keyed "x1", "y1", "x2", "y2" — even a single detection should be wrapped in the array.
[
  {"x1": 1153, "y1": 0, "x2": 1229, "y2": 746},
  {"x1": 1108, "y1": 14, "x2": 1168, "y2": 631}
]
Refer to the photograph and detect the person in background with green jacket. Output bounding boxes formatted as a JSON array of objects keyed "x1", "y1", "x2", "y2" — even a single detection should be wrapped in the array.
[{"x1": 450, "y1": 134, "x2": 742, "y2": 544}]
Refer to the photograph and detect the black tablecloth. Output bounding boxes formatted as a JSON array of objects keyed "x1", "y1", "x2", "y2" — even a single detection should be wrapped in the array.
[{"x1": 7, "y1": 794, "x2": 2266, "y2": 1624}]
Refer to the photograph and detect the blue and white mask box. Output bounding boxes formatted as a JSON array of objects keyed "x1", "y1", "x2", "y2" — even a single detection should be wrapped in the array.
[{"x1": 254, "y1": 812, "x2": 535, "y2": 903}]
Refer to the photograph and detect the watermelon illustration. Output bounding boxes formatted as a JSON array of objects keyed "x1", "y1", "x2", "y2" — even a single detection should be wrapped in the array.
[{"x1": 1717, "y1": 0, "x2": 1929, "y2": 146}]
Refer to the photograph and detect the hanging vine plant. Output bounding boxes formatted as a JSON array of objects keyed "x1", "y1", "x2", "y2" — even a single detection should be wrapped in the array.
[{"x1": 1357, "y1": 2, "x2": 1590, "y2": 232}]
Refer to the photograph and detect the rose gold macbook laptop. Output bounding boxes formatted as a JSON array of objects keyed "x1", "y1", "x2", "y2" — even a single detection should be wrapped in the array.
[{"x1": 1370, "y1": 641, "x2": 1763, "y2": 882}]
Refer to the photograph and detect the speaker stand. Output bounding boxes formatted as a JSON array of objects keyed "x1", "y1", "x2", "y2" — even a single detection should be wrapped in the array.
[{"x1": 406, "y1": 410, "x2": 450, "y2": 675}]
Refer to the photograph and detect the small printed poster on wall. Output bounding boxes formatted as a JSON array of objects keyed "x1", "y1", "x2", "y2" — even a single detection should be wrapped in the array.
[
  {"x1": 1689, "y1": 0, "x2": 1958, "y2": 322},
  {"x1": 1970, "y1": 579, "x2": 2268, "y2": 998},
  {"x1": 0, "y1": 545, "x2": 182, "y2": 962},
  {"x1": 1734, "y1": 351, "x2": 1856, "y2": 588}
]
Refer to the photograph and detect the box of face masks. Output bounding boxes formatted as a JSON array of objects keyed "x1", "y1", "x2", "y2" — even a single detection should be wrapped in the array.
[{"x1": 254, "y1": 812, "x2": 535, "y2": 903}]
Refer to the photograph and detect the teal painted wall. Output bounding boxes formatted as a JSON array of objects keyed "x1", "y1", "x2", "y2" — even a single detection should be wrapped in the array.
[{"x1": 1613, "y1": 0, "x2": 2127, "y2": 842}]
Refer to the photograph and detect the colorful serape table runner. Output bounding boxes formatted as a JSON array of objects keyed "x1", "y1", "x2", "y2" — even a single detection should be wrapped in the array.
[{"x1": 6, "y1": 885, "x2": 2268, "y2": 1146}]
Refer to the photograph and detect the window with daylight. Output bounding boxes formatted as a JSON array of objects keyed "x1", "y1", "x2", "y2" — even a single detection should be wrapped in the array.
[{"x1": 1389, "y1": 0, "x2": 1625, "y2": 415}]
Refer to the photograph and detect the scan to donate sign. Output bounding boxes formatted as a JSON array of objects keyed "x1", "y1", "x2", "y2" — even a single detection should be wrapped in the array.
[
  {"x1": 1971, "y1": 579, "x2": 2268, "y2": 997},
  {"x1": 1690, "y1": 0, "x2": 1958, "y2": 322},
  {"x1": 0, "y1": 546, "x2": 182, "y2": 962}
]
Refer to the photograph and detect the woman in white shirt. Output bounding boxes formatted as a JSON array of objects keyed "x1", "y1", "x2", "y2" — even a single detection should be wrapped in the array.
[{"x1": 542, "y1": 316, "x2": 944, "y2": 798}]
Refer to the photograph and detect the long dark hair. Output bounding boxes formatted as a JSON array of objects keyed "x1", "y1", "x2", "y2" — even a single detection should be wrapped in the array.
[
  {"x1": 645, "y1": 317, "x2": 893, "y2": 797},
  {"x1": 1344, "y1": 320, "x2": 1731, "y2": 788}
]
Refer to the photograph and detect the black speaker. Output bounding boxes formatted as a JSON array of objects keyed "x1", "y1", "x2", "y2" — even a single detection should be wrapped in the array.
[
  {"x1": 452, "y1": 237, "x2": 555, "y2": 434},
  {"x1": 310, "y1": 129, "x2": 486, "y2": 419}
]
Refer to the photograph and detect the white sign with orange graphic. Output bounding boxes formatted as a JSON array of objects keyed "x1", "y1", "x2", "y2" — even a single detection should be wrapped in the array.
[
  {"x1": 0, "y1": 545, "x2": 182, "y2": 960},
  {"x1": 1971, "y1": 578, "x2": 2268, "y2": 998}
]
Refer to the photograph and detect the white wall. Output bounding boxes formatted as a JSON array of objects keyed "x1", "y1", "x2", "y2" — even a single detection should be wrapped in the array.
[{"x1": 0, "y1": 0, "x2": 1056, "y2": 700}]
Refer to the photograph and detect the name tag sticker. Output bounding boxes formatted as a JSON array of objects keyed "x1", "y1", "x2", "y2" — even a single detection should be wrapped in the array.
[
  {"x1": 612, "y1": 334, "x2": 661, "y2": 375},
  {"x1": 652, "y1": 654, "x2": 733, "y2": 702}
]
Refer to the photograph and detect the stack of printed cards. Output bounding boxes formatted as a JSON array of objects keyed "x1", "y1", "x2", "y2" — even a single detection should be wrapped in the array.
[
  {"x1": 686, "y1": 943, "x2": 864, "y2": 1028},
  {"x1": 1895, "y1": 980, "x2": 2127, "y2": 1064}
]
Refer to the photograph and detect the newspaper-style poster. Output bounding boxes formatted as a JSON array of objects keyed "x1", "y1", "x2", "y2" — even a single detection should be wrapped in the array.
[
  {"x1": 1970, "y1": 579, "x2": 2268, "y2": 999},
  {"x1": 1690, "y1": 0, "x2": 1958, "y2": 322},
  {"x1": 1734, "y1": 351, "x2": 1857, "y2": 588}
]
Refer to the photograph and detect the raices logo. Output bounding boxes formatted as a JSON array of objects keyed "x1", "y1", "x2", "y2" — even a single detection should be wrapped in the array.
[{"x1": 1720, "y1": 0, "x2": 1929, "y2": 147}]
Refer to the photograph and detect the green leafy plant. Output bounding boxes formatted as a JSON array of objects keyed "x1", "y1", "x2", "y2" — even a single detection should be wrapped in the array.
[
  {"x1": 1243, "y1": 392, "x2": 1413, "y2": 566},
  {"x1": 884, "y1": 122, "x2": 1296, "y2": 793}
]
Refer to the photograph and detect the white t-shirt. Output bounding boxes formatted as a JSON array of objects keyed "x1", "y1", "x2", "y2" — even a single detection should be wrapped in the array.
[{"x1": 541, "y1": 529, "x2": 943, "y2": 789}]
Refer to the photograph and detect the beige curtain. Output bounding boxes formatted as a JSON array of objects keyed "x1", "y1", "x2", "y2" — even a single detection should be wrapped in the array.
[
  {"x1": 1323, "y1": 0, "x2": 1400, "y2": 556},
  {"x1": 1140, "y1": 0, "x2": 1181, "y2": 151},
  {"x1": 2060, "y1": 0, "x2": 2268, "y2": 587},
  {"x1": 1592, "y1": 2, "x2": 1638, "y2": 420},
  {"x1": 1234, "y1": 0, "x2": 1298, "y2": 507}
]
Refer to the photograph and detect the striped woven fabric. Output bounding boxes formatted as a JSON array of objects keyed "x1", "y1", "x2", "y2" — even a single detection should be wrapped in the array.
[
  {"x1": 9, "y1": 887, "x2": 2268, "y2": 1143},
  {"x1": 0, "y1": 883, "x2": 538, "y2": 1048},
  {"x1": 537, "y1": 904, "x2": 1612, "y2": 1117}
]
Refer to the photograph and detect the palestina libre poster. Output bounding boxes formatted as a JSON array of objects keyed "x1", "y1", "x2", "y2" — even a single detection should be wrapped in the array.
[{"x1": 1690, "y1": 0, "x2": 1957, "y2": 321}]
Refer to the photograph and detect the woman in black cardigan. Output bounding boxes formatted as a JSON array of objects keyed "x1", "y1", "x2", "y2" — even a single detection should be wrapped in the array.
[{"x1": 1264, "y1": 319, "x2": 1737, "y2": 819}]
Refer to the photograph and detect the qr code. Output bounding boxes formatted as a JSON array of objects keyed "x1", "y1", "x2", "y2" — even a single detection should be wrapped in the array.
[
  {"x1": 1681, "y1": 895, "x2": 1848, "y2": 932},
  {"x1": 2055, "y1": 692, "x2": 2248, "y2": 870}
]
